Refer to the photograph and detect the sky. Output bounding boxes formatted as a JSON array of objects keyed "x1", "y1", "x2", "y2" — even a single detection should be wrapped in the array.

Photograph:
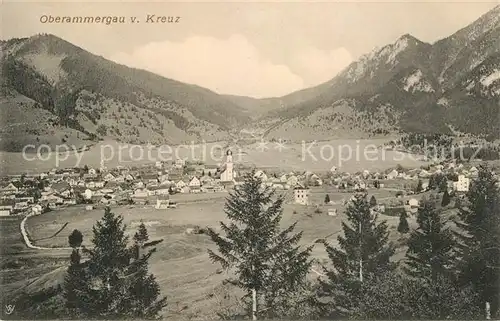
[{"x1": 2, "y1": 1, "x2": 499, "y2": 98}]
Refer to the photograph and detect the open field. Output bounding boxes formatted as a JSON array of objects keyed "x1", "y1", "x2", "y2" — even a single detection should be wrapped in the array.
[
  {"x1": 8, "y1": 187, "x2": 419, "y2": 319},
  {"x1": 1, "y1": 138, "x2": 429, "y2": 175}
]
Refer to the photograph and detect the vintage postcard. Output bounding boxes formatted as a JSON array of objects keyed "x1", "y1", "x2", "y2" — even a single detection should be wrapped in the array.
[{"x1": 1, "y1": 1, "x2": 499, "y2": 320}]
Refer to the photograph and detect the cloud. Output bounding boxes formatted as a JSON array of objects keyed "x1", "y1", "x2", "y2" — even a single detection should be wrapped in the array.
[
  {"x1": 109, "y1": 34, "x2": 305, "y2": 98},
  {"x1": 289, "y1": 46, "x2": 353, "y2": 86}
]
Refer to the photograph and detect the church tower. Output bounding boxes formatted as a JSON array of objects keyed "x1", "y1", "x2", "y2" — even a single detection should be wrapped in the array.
[{"x1": 221, "y1": 150, "x2": 233, "y2": 182}]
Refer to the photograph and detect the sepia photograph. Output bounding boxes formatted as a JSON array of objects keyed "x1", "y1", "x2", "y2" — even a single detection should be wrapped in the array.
[{"x1": 0, "y1": 0, "x2": 499, "y2": 320}]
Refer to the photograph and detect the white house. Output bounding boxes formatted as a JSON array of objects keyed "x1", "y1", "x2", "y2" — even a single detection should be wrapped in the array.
[
  {"x1": 328, "y1": 208, "x2": 337, "y2": 216},
  {"x1": 188, "y1": 177, "x2": 201, "y2": 188},
  {"x1": 103, "y1": 173, "x2": 115, "y2": 181},
  {"x1": 200, "y1": 175, "x2": 214, "y2": 185},
  {"x1": 0, "y1": 205, "x2": 13, "y2": 216},
  {"x1": 175, "y1": 158, "x2": 186, "y2": 169},
  {"x1": 134, "y1": 188, "x2": 149, "y2": 198},
  {"x1": 176, "y1": 180, "x2": 186, "y2": 189},
  {"x1": 287, "y1": 175, "x2": 299, "y2": 187},
  {"x1": 155, "y1": 195, "x2": 170, "y2": 209},
  {"x1": 404, "y1": 198, "x2": 419, "y2": 214},
  {"x1": 84, "y1": 189, "x2": 93, "y2": 200},
  {"x1": 387, "y1": 170, "x2": 399, "y2": 180},
  {"x1": 254, "y1": 170, "x2": 268, "y2": 182},
  {"x1": 309, "y1": 174, "x2": 323, "y2": 186},
  {"x1": 294, "y1": 185, "x2": 310, "y2": 205},
  {"x1": 31, "y1": 204, "x2": 43, "y2": 215},
  {"x1": 453, "y1": 175, "x2": 470, "y2": 192}
]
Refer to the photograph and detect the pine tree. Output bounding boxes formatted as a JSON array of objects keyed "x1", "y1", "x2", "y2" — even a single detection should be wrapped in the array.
[
  {"x1": 319, "y1": 193, "x2": 395, "y2": 317},
  {"x1": 207, "y1": 170, "x2": 313, "y2": 320},
  {"x1": 455, "y1": 164, "x2": 500, "y2": 317},
  {"x1": 68, "y1": 229, "x2": 83, "y2": 248},
  {"x1": 438, "y1": 176, "x2": 448, "y2": 193},
  {"x1": 127, "y1": 222, "x2": 167, "y2": 318},
  {"x1": 324, "y1": 194, "x2": 331, "y2": 204},
  {"x1": 64, "y1": 207, "x2": 167, "y2": 319},
  {"x1": 133, "y1": 221, "x2": 149, "y2": 245},
  {"x1": 404, "y1": 199, "x2": 456, "y2": 280},
  {"x1": 441, "y1": 189, "x2": 451, "y2": 207},
  {"x1": 397, "y1": 211, "x2": 410, "y2": 235},
  {"x1": 416, "y1": 179, "x2": 423, "y2": 193},
  {"x1": 65, "y1": 238, "x2": 91, "y2": 316},
  {"x1": 369, "y1": 195, "x2": 377, "y2": 207}
]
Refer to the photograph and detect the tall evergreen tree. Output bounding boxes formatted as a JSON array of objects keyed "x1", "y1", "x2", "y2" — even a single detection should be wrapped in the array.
[
  {"x1": 126, "y1": 221, "x2": 167, "y2": 318},
  {"x1": 404, "y1": 199, "x2": 456, "y2": 280},
  {"x1": 455, "y1": 165, "x2": 500, "y2": 317},
  {"x1": 415, "y1": 179, "x2": 423, "y2": 193},
  {"x1": 207, "y1": 171, "x2": 313, "y2": 320},
  {"x1": 397, "y1": 211, "x2": 410, "y2": 235},
  {"x1": 369, "y1": 195, "x2": 377, "y2": 207},
  {"x1": 133, "y1": 221, "x2": 149, "y2": 246},
  {"x1": 64, "y1": 207, "x2": 167, "y2": 319},
  {"x1": 324, "y1": 194, "x2": 331, "y2": 204},
  {"x1": 319, "y1": 193, "x2": 395, "y2": 317},
  {"x1": 64, "y1": 237, "x2": 91, "y2": 316},
  {"x1": 68, "y1": 229, "x2": 83, "y2": 249},
  {"x1": 438, "y1": 176, "x2": 448, "y2": 193}
]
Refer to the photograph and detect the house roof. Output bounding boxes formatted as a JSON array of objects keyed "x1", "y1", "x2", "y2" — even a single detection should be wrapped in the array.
[
  {"x1": 148, "y1": 185, "x2": 170, "y2": 191},
  {"x1": 293, "y1": 183, "x2": 309, "y2": 190},
  {"x1": 51, "y1": 182, "x2": 71, "y2": 192}
]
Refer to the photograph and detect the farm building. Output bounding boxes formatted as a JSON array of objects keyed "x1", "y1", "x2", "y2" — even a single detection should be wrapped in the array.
[
  {"x1": 453, "y1": 175, "x2": 470, "y2": 192},
  {"x1": 294, "y1": 185, "x2": 310, "y2": 205},
  {"x1": 155, "y1": 195, "x2": 170, "y2": 209},
  {"x1": 327, "y1": 208, "x2": 337, "y2": 216}
]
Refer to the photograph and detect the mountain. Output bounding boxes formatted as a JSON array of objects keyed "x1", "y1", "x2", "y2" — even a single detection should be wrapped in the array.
[
  {"x1": 1, "y1": 6, "x2": 499, "y2": 152},
  {"x1": 258, "y1": 5, "x2": 500, "y2": 141},
  {"x1": 0, "y1": 34, "x2": 251, "y2": 151}
]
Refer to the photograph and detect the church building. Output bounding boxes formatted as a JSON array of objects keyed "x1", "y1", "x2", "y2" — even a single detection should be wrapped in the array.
[{"x1": 220, "y1": 150, "x2": 235, "y2": 182}]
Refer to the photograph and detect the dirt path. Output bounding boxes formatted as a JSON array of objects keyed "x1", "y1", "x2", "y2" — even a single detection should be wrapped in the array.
[{"x1": 20, "y1": 212, "x2": 73, "y2": 252}]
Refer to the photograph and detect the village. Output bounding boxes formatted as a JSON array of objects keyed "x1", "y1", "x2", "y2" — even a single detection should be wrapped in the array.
[{"x1": 0, "y1": 146, "x2": 490, "y2": 220}]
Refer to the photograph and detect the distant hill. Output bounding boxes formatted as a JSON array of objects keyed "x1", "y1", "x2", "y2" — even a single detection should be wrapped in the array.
[{"x1": 0, "y1": 34, "x2": 252, "y2": 151}]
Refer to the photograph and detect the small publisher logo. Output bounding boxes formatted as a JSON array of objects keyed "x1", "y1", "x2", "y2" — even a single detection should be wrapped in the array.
[{"x1": 5, "y1": 305, "x2": 15, "y2": 315}]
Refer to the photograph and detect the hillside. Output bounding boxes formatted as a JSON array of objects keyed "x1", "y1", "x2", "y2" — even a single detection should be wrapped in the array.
[
  {"x1": 0, "y1": 34, "x2": 252, "y2": 151},
  {"x1": 257, "y1": 5, "x2": 500, "y2": 141}
]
